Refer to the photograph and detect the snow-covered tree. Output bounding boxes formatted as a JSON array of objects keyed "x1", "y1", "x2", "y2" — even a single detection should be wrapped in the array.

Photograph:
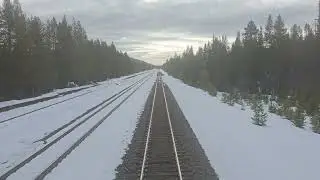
[
  {"x1": 252, "y1": 100, "x2": 268, "y2": 126},
  {"x1": 268, "y1": 101, "x2": 277, "y2": 113},
  {"x1": 292, "y1": 107, "x2": 305, "y2": 128},
  {"x1": 311, "y1": 107, "x2": 320, "y2": 133},
  {"x1": 240, "y1": 99, "x2": 246, "y2": 110},
  {"x1": 221, "y1": 92, "x2": 235, "y2": 106}
]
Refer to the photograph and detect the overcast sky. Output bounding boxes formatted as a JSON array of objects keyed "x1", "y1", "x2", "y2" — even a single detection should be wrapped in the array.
[{"x1": 8, "y1": 0, "x2": 319, "y2": 65}]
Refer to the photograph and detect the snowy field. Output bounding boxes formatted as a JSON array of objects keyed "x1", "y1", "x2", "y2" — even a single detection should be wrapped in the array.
[
  {"x1": 163, "y1": 73, "x2": 320, "y2": 180},
  {"x1": 0, "y1": 85, "x2": 94, "y2": 109},
  {"x1": 0, "y1": 70, "x2": 156, "y2": 179},
  {"x1": 0, "y1": 71, "x2": 148, "y2": 109}
]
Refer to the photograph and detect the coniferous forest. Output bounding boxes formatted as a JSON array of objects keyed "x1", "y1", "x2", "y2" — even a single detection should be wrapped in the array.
[
  {"x1": 0, "y1": 0, "x2": 152, "y2": 101},
  {"x1": 164, "y1": 4, "x2": 320, "y2": 131}
]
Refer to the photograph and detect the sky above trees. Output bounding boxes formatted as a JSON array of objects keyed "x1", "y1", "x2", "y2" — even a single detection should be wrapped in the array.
[{"x1": 5, "y1": 0, "x2": 318, "y2": 65}]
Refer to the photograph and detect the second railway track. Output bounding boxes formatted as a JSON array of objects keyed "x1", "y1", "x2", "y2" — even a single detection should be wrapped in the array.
[
  {"x1": 0, "y1": 72, "x2": 154, "y2": 180},
  {"x1": 0, "y1": 71, "x2": 150, "y2": 124}
]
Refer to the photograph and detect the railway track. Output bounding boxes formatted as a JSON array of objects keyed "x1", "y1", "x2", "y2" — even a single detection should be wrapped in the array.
[
  {"x1": 0, "y1": 86, "x2": 93, "y2": 113},
  {"x1": 0, "y1": 71, "x2": 149, "y2": 124},
  {"x1": 0, "y1": 73, "x2": 154, "y2": 180},
  {"x1": 115, "y1": 74, "x2": 219, "y2": 180},
  {"x1": 139, "y1": 76, "x2": 182, "y2": 180},
  {"x1": 34, "y1": 73, "x2": 151, "y2": 144}
]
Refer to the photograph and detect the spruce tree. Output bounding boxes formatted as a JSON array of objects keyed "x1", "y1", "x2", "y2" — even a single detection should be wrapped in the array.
[
  {"x1": 240, "y1": 99, "x2": 246, "y2": 110},
  {"x1": 290, "y1": 24, "x2": 303, "y2": 41},
  {"x1": 311, "y1": 106, "x2": 320, "y2": 133},
  {"x1": 265, "y1": 14, "x2": 274, "y2": 47},
  {"x1": 257, "y1": 26, "x2": 264, "y2": 48},
  {"x1": 274, "y1": 14, "x2": 288, "y2": 47},
  {"x1": 243, "y1": 20, "x2": 258, "y2": 47},
  {"x1": 317, "y1": 0, "x2": 320, "y2": 39},
  {"x1": 292, "y1": 107, "x2": 305, "y2": 128},
  {"x1": 304, "y1": 23, "x2": 315, "y2": 41},
  {"x1": 269, "y1": 101, "x2": 277, "y2": 113},
  {"x1": 252, "y1": 99, "x2": 268, "y2": 126}
]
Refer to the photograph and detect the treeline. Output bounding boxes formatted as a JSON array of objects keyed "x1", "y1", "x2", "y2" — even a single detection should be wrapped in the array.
[
  {"x1": 0, "y1": 0, "x2": 151, "y2": 100},
  {"x1": 164, "y1": 13, "x2": 320, "y2": 113},
  {"x1": 164, "y1": 11, "x2": 320, "y2": 131}
]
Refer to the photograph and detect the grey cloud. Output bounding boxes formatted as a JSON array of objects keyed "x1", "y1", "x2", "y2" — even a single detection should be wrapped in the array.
[{"x1": 16, "y1": 0, "x2": 319, "y2": 65}]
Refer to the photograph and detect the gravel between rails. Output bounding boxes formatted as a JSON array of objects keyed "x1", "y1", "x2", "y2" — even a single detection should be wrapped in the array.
[{"x1": 114, "y1": 79, "x2": 219, "y2": 180}]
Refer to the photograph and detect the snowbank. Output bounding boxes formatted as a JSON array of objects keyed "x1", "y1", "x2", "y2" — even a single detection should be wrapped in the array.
[{"x1": 163, "y1": 73, "x2": 320, "y2": 180}]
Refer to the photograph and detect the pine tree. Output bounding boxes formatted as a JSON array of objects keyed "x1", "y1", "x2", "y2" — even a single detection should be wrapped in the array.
[
  {"x1": 12, "y1": 0, "x2": 27, "y2": 53},
  {"x1": 278, "y1": 97, "x2": 294, "y2": 119},
  {"x1": 1, "y1": 0, "x2": 15, "y2": 53},
  {"x1": 290, "y1": 24, "x2": 303, "y2": 41},
  {"x1": 240, "y1": 99, "x2": 246, "y2": 110},
  {"x1": 243, "y1": 20, "x2": 258, "y2": 47},
  {"x1": 0, "y1": 1, "x2": 147, "y2": 100},
  {"x1": 252, "y1": 99, "x2": 268, "y2": 126},
  {"x1": 221, "y1": 93, "x2": 234, "y2": 106},
  {"x1": 304, "y1": 23, "x2": 315, "y2": 41},
  {"x1": 274, "y1": 14, "x2": 288, "y2": 47},
  {"x1": 232, "y1": 31, "x2": 242, "y2": 50},
  {"x1": 257, "y1": 26, "x2": 264, "y2": 48},
  {"x1": 311, "y1": 106, "x2": 320, "y2": 133},
  {"x1": 269, "y1": 101, "x2": 277, "y2": 113},
  {"x1": 231, "y1": 88, "x2": 241, "y2": 104},
  {"x1": 44, "y1": 17, "x2": 58, "y2": 50},
  {"x1": 265, "y1": 15, "x2": 274, "y2": 47},
  {"x1": 292, "y1": 107, "x2": 305, "y2": 128},
  {"x1": 316, "y1": 0, "x2": 320, "y2": 39}
]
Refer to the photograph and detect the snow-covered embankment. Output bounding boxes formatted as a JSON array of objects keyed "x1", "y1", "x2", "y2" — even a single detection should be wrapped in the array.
[{"x1": 163, "y1": 73, "x2": 320, "y2": 180}]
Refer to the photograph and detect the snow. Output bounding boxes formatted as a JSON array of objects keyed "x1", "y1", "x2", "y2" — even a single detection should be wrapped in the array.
[
  {"x1": 0, "y1": 70, "x2": 155, "y2": 179},
  {"x1": 0, "y1": 71, "x2": 148, "y2": 110},
  {"x1": 163, "y1": 73, "x2": 320, "y2": 180},
  {"x1": 45, "y1": 73, "x2": 156, "y2": 180},
  {"x1": 0, "y1": 71, "x2": 149, "y2": 122},
  {"x1": 0, "y1": 85, "x2": 93, "y2": 109},
  {"x1": 4, "y1": 68, "x2": 319, "y2": 180}
]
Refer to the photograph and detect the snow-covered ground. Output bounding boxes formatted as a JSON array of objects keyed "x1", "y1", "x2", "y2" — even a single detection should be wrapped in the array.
[
  {"x1": 0, "y1": 71, "x2": 148, "y2": 109},
  {"x1": 163, "y1": 73, "x2": 320, "y2": 180},
  {"x1": 0, "y1": 71, "x2": 149, "y2": 122},
  {"x1": 46, "y1": 73, "x2": 156, "y2": 180},
  {"x1": 0, "y1": 85, "x2": 93, "y2": 109},
  {"x1": 0, "y1": 70, "x2": 156, "y2": 179},
  {"x1": 4, "y1": 69, "x2": 319, "y2": 180}
]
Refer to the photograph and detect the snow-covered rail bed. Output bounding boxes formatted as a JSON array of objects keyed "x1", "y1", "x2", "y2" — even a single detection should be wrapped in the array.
[{"x1": 0, "y1": 71, "x2": 156, "y2": 179}]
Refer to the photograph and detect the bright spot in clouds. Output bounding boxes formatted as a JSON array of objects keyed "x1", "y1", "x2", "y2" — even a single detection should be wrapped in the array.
[{"x1": 143, "y1": 0, "x2": 159, "y2": 3}]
